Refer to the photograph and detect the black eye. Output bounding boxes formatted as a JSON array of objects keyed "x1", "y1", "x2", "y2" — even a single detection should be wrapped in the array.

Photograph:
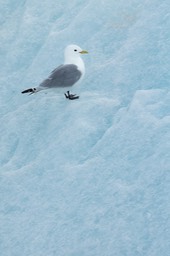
[{"x1": 74, "y1": 49, "x2": 77, "y2": 52}]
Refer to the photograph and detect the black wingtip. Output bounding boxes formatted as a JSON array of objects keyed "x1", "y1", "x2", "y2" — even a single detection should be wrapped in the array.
[
  {"x1": 21, "y1": 88, "x2": 34, "y2": 94},
  {"x1": 21, "y1": 88, "x2": 36, "y2": 94}
]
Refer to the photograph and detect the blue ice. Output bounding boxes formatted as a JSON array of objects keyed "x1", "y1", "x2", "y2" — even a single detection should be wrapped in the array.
[{"x1": 0, "y1": 0, "x2": 170, "y2": 255}]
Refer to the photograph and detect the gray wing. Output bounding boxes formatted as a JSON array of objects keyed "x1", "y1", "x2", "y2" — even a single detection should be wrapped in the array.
[{"x1": 39, "y1": 64, "x2": 82, "y2": 88}]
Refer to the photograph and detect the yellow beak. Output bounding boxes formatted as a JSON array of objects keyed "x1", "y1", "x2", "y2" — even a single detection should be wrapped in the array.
[{"x1": 79, "y1": 50, "x2": 88, "y2": 54}]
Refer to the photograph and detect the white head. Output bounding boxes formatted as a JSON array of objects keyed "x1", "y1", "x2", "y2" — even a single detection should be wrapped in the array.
[{"x1": 64, "y1": 44, "x2": 88, "y2": 64}]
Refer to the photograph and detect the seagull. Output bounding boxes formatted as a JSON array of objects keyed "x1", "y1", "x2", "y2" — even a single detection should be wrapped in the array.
[{"x1": 21, "y1": 44, "x2": 88, "y2": 100}]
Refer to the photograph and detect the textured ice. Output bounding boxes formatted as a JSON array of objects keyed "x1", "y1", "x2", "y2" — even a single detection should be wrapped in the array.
[{"x1": 0, "y1": 0, "x2": 170, "y2": 255}]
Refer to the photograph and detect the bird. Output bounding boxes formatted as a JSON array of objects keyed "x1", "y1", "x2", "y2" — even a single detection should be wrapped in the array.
[{"x1": 21, "y1": 44, "x2": 88, "y2": 100}]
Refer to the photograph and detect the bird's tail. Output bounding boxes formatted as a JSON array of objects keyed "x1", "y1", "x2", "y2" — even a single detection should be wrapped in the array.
[{"x1": 21, "y1": 88, "x2": 37, "y2": 95}]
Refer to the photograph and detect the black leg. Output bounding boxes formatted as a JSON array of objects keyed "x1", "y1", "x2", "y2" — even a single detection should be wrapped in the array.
[{"x1": 64, "y1": 91, "x2": 79, "y2": 100}]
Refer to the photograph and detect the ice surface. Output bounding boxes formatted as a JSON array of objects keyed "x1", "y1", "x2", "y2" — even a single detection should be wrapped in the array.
[{"x1": 0, "y1": 0, "x2": 170, "y2": 255}]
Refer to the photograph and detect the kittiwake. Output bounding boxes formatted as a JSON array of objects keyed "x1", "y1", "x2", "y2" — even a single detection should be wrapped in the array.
[{"x1": 21, "y1": 44, "x2": 88, "y2": 100}]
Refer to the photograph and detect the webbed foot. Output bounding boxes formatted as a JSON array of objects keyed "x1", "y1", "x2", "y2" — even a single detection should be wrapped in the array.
[{"x1": 64, "y1": 91, "x2": 79, "y2": 100}]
